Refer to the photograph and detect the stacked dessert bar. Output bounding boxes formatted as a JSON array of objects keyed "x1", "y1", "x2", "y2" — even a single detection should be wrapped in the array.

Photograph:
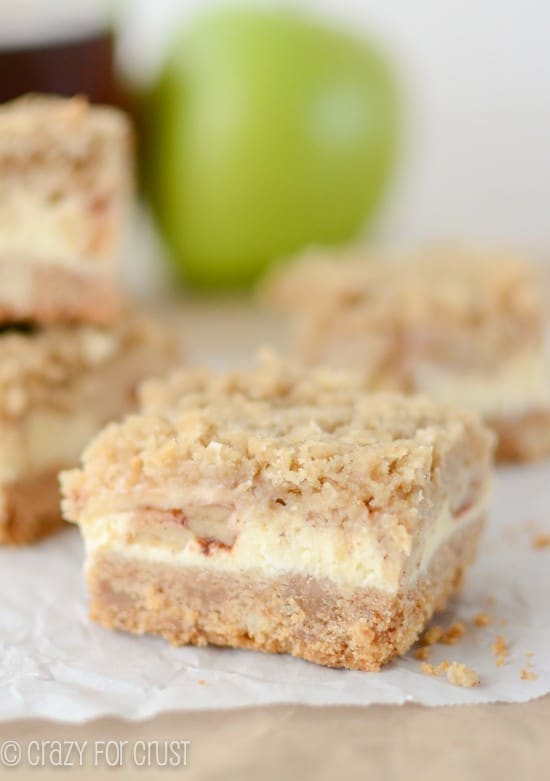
[{"x1": 0, "y1": 95, "x2": 175, "y2": 544}]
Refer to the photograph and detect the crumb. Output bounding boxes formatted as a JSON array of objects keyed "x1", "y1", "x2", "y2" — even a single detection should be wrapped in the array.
[
  {"x1": 198, "y1": 679, "x2": 207, "y2": 686},
  {"x1": 420, "y1": 621, "x2": 465, "y2": 646},
  {"x1": 420, "y1": 662, "x2": 441, "y2": 676},
  {"x1": 420, "y1": 626, "x2": 445, "y2": 645},
  {"x1": 526, "y1": 651, "x2": 534, "y2": 658},
  {"x1": 520, "y1": 669, "x2": 537, "y2": 681},
  {"x1": 491, "y1": 634, "x2": 509, "y2": 667},
  {"x1": 474, "y1": 611, "x2": 493, "y2": 627},
  {"x1": 415, "y1": 646, "x2": 431, "y2": 661},
  {"x1": 421, "y1": 659, "x2": 477, "y2": 686},
  {"x1": 440, "y1": 622, "x2": 466, "y2": 645},
  {"x1": 492, "y1": 634, "x2": 508, "y2": 656},
  {"x1": 446, "y1": 662, "x2": 480, "y2": 688},
  {"x1": 532, "y1": 534, "x2": 550, "y2": 549},
  {"x1": 486, "y1": 596, "x2": 496, "y2": 606}
]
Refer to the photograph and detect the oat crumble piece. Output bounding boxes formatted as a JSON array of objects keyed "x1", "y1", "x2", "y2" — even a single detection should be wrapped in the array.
[
  {"x1": 474, "y1": 612, "x2": 493, "y2": 627},
  {"x1": 520, "y1": 669, "x2": 537, "y2": 681},
  {"x1": 491, "y1": 634, "x2": 509, "y2": 667},
  {"x1": 446, "y1": 662, "x2": 480, "y2": 687},
  {"x1": 414, "y1": 646, "x2": 432, "y2": 661}
]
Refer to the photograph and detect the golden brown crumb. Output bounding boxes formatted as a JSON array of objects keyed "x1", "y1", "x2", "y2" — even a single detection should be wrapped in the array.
[
  {"x1": 415, "y1": 646, "x2": 431, "y2": 661},
  {"x1": 486, "y1": 596, "x2": 496, "y2": 606},
  {"x1": 420, "y1": 626, "x2": 445, "y2": 645},
  {"x1": 491, "y1": 634, "x2": 509, "y2": 667},
  {"x1": 198, "y1": 679, "x2": 207, "y2": 686},
  {"x1": 420, "y1": 621, "x2": 465, "y2": 646},
  {"x1": 440, "y1": 622, "x2": 466, "y2": 645},
  {"x1": 420, "y1": 662, "x2": 440, "y2": 676},
  {"x1": 474, "y1": 611, "x2": 493, "y2": 627},
  {"x1": 446, "y1": 662, "x2": 480, "y2": 687},
  {"x1": 526, "y1": 651, "x2": 534, "y2": 658},
  {"x1": 420, "y1": 659, "x2": 474, "y2": 685},
  {"x1": 532, "y1": 534, "x2": 550, "y2": 549},
  {"x1": 520, "y1": 669, "x2": 537, "y2": 681}
]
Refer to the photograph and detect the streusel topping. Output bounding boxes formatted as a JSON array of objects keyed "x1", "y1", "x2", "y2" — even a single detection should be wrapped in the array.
[
  {"x1": 262, "y1": 246, "x2": 545, "y2": 363},
  {"x1": 0, "y1": 315, "x2": 168, "y2": 419},
  {"x1": 0, "y1": 95, "x2": 130, "y2": 167},
  {"x1": 62, "y1": 352, "x2": 493, "y2": 526}
]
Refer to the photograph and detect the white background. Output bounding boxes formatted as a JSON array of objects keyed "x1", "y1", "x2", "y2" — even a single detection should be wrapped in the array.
[{"x1": 118, "y1": 0, "x2": 550, "y2": 261}]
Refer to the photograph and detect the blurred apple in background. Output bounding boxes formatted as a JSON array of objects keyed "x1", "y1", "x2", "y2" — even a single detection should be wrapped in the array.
[{"x1": 144, "y1": 6, "x2": 399, "y2": 289}]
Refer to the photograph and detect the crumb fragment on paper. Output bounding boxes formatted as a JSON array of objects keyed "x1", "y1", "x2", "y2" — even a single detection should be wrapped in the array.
[
  {"x1": 446, "y1": 662, "x2": 480, "y2": 688},
  {"x1": 532, "y1": 534, "x2": 550, "y2": 549},
  {"x1": 414, "y1": 646, "x2": 431, "y2": 661},
  {"x1": 474, "y1": 611, "x2": 493, "y2": 627},
  {"x1": 491, "y1": 634, "x2": 509, "y2": 667},
  {"x1": 420, "y1": 660, "x2": 480, "y2": 687},
  {"x1": 520, "y1": 668, "x2": 537, "y2": 681},
  {"x1": 420, "y1": 621, "x2": 465, "y2": 647}
]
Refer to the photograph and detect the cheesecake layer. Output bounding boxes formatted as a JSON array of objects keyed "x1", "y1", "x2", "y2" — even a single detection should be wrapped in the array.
[{"x1": 81, "y1": 480, "x2": 487, "y2": 595}]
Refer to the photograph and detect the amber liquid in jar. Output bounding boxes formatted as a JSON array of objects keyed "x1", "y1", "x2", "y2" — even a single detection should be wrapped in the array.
[{"x1": 0, "y1": 4, "x2": 121, "y2": 105}]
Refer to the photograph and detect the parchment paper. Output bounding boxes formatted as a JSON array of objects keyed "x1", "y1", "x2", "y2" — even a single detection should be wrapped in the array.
[{"x1": 0, "y1": 459, "x2": 548, "y2": 723}]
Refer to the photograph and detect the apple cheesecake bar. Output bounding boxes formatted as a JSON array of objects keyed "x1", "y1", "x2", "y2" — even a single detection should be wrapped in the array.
[
  {"x1": 61, "y1": 354, "x2": 493, "y2": 671},
  {"x1": 263, "y1": 246, "x2": 550, "y2": 461},
  {"x1": 0, "y1": 314, "x2": 175, "y2": 545},
  {"x1": 0, "y1": 94, "x2": 132, "y2": 324}
]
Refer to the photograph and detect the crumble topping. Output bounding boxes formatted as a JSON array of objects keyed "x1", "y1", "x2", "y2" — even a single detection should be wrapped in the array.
[
  {"x1": 0, "y1": 314, "x2": 171, "y2": 419},
  {"x1": 0, "y1": 95, "x2": 131, "y2": 171},
  {"x1": 263, "y1": 246, "x2": 545, "y2": 362},
  {"x1": 62, "y1": 352, "x2": 493, "y2": 529}
]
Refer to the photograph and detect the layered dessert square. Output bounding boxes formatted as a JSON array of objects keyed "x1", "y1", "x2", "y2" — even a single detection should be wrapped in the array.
[
  {"x1": 0, "y1": 94, "x2": 132, "y2": 324},
  {"x1": 0, "y1": 314, "x2": 176, "y2": 544},
  {"x1": 61, "y1": 354, "x2": 493, "y2": 671},
  {"x1": 263, "y1": 247, "x2": 550, "y2": 461}
]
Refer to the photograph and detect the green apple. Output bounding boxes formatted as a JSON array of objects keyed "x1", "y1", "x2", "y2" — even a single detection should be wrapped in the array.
[{"x1": 145, "y1": 6, "x2": 399, "y2": 289}]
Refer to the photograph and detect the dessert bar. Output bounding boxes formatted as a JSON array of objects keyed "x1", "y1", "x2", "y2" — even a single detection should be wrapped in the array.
[
  {"x1": 0, "y1": 95, "x2": 132, "y2": 324},
  {"x1": 263, "y1": 247, "x2": 550, "y2": 461},
  {"x1": 62, "y1": 353, "x2": 493, "y2": 670},
  {"x1": 0, "y1": 314, "x2": 175, "y2": 544}
]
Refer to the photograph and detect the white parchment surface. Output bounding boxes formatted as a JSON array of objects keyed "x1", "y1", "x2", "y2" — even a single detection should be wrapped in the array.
[{"x1": 0, "y1": 462, "x2": 548, "y2": 723}]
